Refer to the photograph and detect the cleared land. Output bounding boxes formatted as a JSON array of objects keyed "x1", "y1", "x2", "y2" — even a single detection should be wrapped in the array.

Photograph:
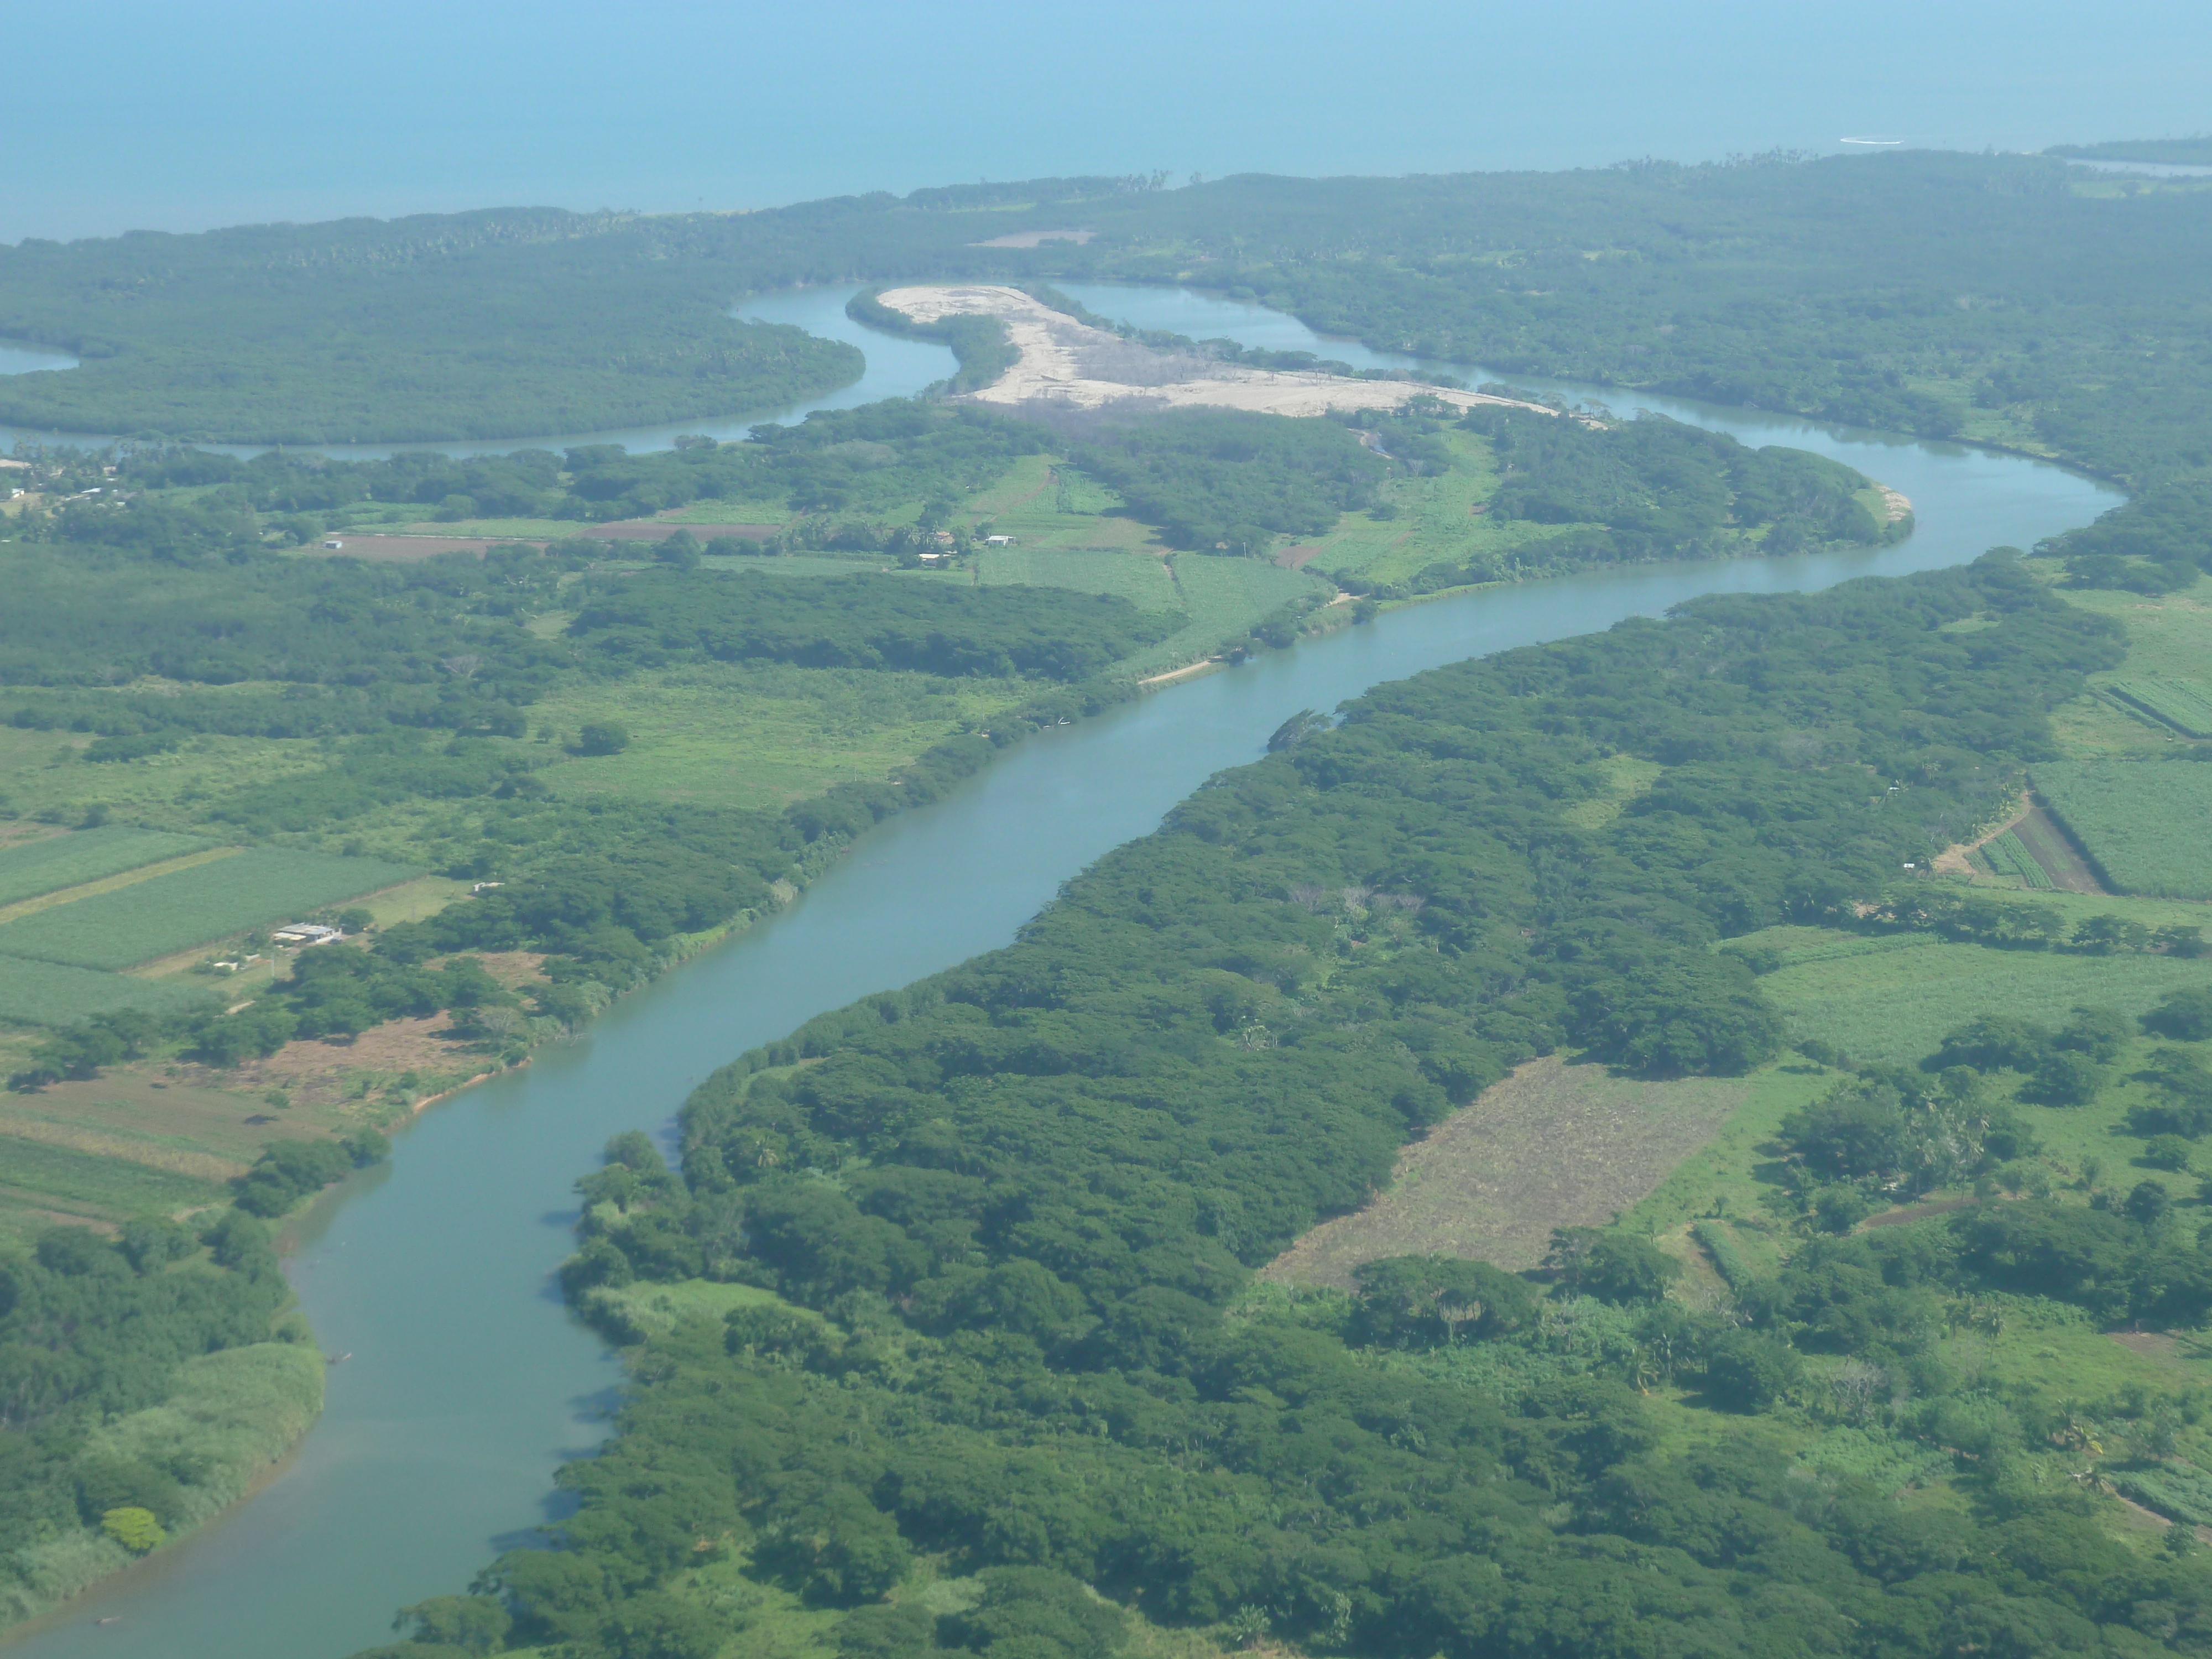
[
  {"x1": 0, "y1": 826, "x2": 212, "y2": 906},
  {"x1": 1261, "y1": 1055, "x2": 1749, "y2": 1285},
  {"x1": 2035, "y1": 760, "x2": 2212, "y2": 898},
  {"x1": 0, "y1": 849, "x2": 413, "y2": 971},
  {"x1": 877, "y1": 285, "x2": 1556, "y2": 420}
]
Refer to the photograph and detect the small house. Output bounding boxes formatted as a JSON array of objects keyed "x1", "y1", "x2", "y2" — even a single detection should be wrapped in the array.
[
  {"x1": 271, "y1": 923, "x2": 343, "y2": 947},
  {"x1": 984, "y1": 535, "x2": 1018, "y2": 546},
  {"x1": 917, "y1": 552, "x2": 951, "y2": 567},
  {"x1": 322, "y1": 538, "x2": 344, "y2": 550}
]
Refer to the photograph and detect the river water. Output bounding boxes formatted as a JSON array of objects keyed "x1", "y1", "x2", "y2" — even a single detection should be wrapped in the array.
[{"x1": 3, "y1": 291, "x2": 2120, "y2": 1659}]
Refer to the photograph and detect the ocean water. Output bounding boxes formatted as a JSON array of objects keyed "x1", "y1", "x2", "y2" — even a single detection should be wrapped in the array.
[{"x1": 4, "y1": 0, "x2": 2211, "y2": 243}]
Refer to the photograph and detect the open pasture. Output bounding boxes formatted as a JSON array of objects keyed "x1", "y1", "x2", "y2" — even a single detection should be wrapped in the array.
[
  {"x1": 0, "y1": 848, "x2": 414, "y2": 971},
  {"x1": 0, "y1": 953, "x2": 214, "y2": 1028},
  {"x1": 0, "y1": 826, "x2": 212, "y2": 907},
  {"x1": 2035, "y1": 759, "x2": 2212, "y2": 898},
  {"x1": 1765, "y1": 935, "x2": 2212, "y2": 1065}
]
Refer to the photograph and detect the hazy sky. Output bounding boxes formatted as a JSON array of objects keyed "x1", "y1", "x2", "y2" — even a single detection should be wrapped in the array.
[{"x1": 7, "y1": 0, "x2": 2209, "y2": 242}]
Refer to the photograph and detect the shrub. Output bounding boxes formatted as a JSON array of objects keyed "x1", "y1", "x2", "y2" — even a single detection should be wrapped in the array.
[
  {"x1": 2146, "y1": 988, "x2": 2212, "y2": 1041},
  {"x1": 576, "y1": 722, "x2": 630, "y2": 757},
  {"x1": 1704, "y1": 1332, "x2": 1802, "y2": 1411},
  {"x1": 2146, "y1": 1134, "x2": 2196, "y2": 1172},
  {"x1": 100, "y1": 1506, "x2": 165, "y2": 1553}
]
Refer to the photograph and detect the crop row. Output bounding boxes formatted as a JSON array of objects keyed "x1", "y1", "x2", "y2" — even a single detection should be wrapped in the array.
[
  {"x1": 0, "y1": 826, "x2": 212, "y2": 909},
  {"x1": 1692, "y1": 1219, "x2": 1754, "y2": 1290},
  {"x1": 2110, "y1": 677, "x2": 2212, "y2": 739},
  {"x1": 0, "y1": 849, "x2": 414, "y2": 971},
  {"x1": 1979, "y1": 831, "x2": 2056, "y2": 889}
]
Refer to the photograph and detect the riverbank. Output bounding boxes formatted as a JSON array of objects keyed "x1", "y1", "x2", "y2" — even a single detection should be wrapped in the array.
[{"x1": 0, "y1": 281, "x2": 2128, "y2": 1658}]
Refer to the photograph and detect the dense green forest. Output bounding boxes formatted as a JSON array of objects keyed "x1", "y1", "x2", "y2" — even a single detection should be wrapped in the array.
[
  {"x1": 1067, "y1": 410, "x2": 1386, "y2": 552},
  {"x1": 331, "y1": 553, "x2": 2212, "y2": 1659},
  {"x1": 565, "y1": 572, "x2": 1171, "y2": 680},
  {"x1": 12, "y1": 153, "x2": 2212, "y2": 500}
]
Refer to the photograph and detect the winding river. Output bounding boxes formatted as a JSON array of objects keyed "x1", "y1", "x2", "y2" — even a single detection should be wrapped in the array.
[{"x1": 3, "y1": 290, "x2": 2120, "y2": 1659}]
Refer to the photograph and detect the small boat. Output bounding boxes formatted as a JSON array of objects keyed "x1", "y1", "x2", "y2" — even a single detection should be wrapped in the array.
[
  {"x1": 326, "y1": 1352, "x2": 352, "y2": 1365},
  {"x1": 95, "y1": 1616, "x2": 122, "y2": 1626}
]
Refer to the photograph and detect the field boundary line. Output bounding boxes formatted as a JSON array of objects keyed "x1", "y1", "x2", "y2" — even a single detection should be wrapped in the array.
[{"x1": 0, "y1": 846, "x2": 244, "y2": 927}]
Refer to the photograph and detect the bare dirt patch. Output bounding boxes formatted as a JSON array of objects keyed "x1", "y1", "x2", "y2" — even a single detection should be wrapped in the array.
[
  {"x1": 1274, "y1": 544, "x2": 1325, "y2": 570},
  {"x1": 2015, "y1": 800, "x2": 2106, "y2": 894},
  {"x1": 1933, "y1": 795, "x2": 2028, "y2": 877},
  {"x1": 876, "y1": 285, "x2": 1558, "y2": 422},
  {"x1": 1261, "y1": 1055, "x2": 1749, "y2": 1287},
  {"x1": 225, "y1": 1016, "x2": 482, "y2": 1107}
]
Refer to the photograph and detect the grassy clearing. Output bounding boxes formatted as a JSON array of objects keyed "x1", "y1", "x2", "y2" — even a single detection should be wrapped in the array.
[
  {"x1": 1623, "y1": 1062, "x2": 1840, "y2": 1234},
  {"x1": 1119, "y1": 557, "x2": 1328, "y2": 678},
  {"x1": 2036, "y1": 760, "x2": 2212, "y2": 898},
  {"x1": 1298, "y1": 429, "x2": 1577, "y2": 588},
  {"x1": 529, "y1": 662, "x2": 1037, "y2": 812},
  {"x1": 0, "y1": 849, "x2": 414, "y2": 971},
  {"x1": 1262, "y1": 1055, "x2": 1751, "y2": 1285},
  {"x1": 974, "y1": 546, "x2": 1181, "y2": 611},
  {"x1": 1764, "y1": 933, "x2": 2212, "y2": 1065},
  {"x1": 1562, "y1": 754, "x2": 1664, "y2": 830},
  {"x1": 0, "y1": 954, "x2": 214, "y2": 1027},
  {"x1": 0, "y1": 826, "x2": 212, "y2": 907}
]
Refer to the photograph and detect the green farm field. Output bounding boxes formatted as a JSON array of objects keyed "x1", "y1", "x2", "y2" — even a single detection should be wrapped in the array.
[
  {"x1": 0, "y1": 849, "x2": 414, "y2": 971},
  {"x1": 974, "y1": 545, "x2": 1181, "y2": 611},
  {"x1": 2047, "y1": 571, "x2": 2212, "y2": 758},
  {"x1": 1763, "y1": 930, "x2": 2212, "y2": 1065},
  {"x1": 0, "y1": 1131, "x2": 225, "y2": 1237},
  {"x1": 2035, "y1": 759, "x2": 2212, "y2": 898},
  {"x1": 0, "y1": 826, "x2": 212, "y2": 907},
  {"x1": 0, "y1": 954, "x2": 215, "y2": 1028},
  {"x1": 531, "y1": 661, "x2": 1041, "y2": 812}
]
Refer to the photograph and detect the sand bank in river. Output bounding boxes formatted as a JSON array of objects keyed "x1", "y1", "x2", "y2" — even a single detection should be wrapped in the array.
[{"x1": 876, "y1": 285, "x2": 1556, "y2": 421}]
